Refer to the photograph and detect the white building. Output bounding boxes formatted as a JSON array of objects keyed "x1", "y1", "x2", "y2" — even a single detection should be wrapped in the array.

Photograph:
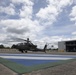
[{"x1": 58, "y1": 40, "x2": 76, "y2": 52}]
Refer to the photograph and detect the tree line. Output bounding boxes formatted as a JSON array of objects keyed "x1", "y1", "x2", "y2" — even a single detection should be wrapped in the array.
[{"x1": 0, "y1": 44, "x2": 16, "y2": 49}]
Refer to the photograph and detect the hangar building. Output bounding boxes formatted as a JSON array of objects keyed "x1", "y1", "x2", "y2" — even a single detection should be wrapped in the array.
[{"x1": 58, "y1": 40, "x2": 76, "y2": 52}]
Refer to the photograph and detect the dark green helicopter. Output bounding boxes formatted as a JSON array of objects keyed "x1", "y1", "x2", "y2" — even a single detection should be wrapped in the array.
[{"x1": 12, "y1": 38, "x2": 47, "y2": 53}]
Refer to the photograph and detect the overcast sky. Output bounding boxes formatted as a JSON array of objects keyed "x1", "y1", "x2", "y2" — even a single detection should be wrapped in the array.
[{"x1": 0, "y1": 0, "x2": 76, "y2": 48}]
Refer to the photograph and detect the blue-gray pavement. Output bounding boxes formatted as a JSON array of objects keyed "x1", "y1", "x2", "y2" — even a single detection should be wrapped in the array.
[{"x1": 8, "y1": 59, "x2": 59, "y2": 66}]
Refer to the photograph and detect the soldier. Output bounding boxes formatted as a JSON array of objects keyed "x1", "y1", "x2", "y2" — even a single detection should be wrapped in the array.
[{"x1": 44, "y1": 44, "x2": 47, "y2": 53}]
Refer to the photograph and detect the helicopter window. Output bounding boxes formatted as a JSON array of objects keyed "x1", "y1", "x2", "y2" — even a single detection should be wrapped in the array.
[
  {"x1": 17, "y1": 43, "x2": 20, "y2": 46},
  {"x1": 29, "y1": 42, "x2": 33, "y2": 45},
  {"x1": 23, "y1": 43, "x2": 25, "y2": 45}
]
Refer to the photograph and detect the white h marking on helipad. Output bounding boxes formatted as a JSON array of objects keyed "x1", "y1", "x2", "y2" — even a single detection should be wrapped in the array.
[{"x1": 0, "y1": 53, "x2": 74, "y2": 60}]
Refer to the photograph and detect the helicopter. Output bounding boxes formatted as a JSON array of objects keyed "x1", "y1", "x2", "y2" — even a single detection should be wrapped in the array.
[{"x1": 12, "y1": 38, "x2": 47, "y2": 53}]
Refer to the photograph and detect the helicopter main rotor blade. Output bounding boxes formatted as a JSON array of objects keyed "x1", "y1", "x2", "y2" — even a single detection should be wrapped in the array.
[
  {"x1": 16, "y1": 38, "x2": 27, "y2": 41},
  {"x1": 6, "y1": 40, "x2": 23, "y2": 42},
  {"x1": 11, "y1": 37, "x2": 27, "y2": 41}
]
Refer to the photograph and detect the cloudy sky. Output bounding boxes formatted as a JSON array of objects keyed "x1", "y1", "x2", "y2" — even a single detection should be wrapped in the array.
[{"x1": 0, "y1": 0, "x2": 76, "y2": 48}]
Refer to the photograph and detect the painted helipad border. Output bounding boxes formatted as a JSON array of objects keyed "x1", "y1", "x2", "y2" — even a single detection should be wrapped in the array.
[{"x1": 0, "y1": 57, "x2": 76, "y2": 74}]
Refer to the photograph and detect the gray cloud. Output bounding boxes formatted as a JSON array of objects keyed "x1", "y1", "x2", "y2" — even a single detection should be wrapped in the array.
[{"x1": 6, "y1": 27, "x2": 30, "y2": 34}]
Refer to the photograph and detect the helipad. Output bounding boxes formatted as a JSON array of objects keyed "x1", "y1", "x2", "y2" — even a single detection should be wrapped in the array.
[{"x1": 0, "y1": 53, "x2": 76, "y2": 74}]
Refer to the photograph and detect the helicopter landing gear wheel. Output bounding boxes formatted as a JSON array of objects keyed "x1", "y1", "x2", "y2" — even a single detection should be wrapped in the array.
[
  {"x1": 25, "y1": 51, "x2": 27, "y2": 53},
  {"x1": 19, "y1": 49, "x2": 24, "y2": 53}
]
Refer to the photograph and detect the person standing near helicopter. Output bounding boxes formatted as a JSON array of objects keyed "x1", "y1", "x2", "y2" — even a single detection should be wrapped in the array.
[{"x1": 44, "y1": 43, "x2": 47, "y2": 53}]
